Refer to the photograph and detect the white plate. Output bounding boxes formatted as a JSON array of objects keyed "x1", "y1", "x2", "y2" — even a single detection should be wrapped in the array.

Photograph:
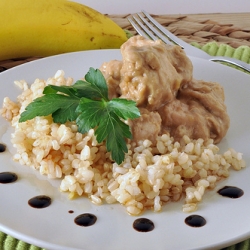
[{"x1": 0, "y1": 50, "x2": 250, "y2": 250}]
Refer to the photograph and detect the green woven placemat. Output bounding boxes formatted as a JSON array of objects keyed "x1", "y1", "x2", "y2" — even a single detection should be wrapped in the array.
[
  {"x1": 194, "y1": 42, "x2": 250, "y2": 63},
  {"x1": 1, "y1": 230, "x2": 250, "y2": 250},
  {"x1": 193, "y1": 41, "x2": 250, "y2": 73},
  {"x1": 0, "y1": 42, "x2": 250, "y2": 250},
  {"x1": 0, "y1": 232, "x2": 44, "y2": 250}
]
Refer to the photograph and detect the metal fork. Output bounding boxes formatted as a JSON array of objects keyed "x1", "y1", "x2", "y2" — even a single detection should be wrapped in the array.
[{"x1": 128, "y1": 11, "x2": 250, "y2": 73}]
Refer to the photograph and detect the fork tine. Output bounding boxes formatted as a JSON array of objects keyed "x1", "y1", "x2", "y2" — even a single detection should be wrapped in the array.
[
  {"x1": 141, "y1": 10, "x2": 185, "y2": 48},
  {"x1": 128, "y1": 16, "x2": 159, "y2": 41},
  {"x1": 128, "y1": 11, "x2": 250, "y2": 73},
  {"x1": 128, "y1": 14, "x2": 176, "y2": 46},
  {"x1": 136, "y1": 13, "x2": 173, "y2": 45},
  {"x1": 127, "y1": 17, "x2": 152, "y2": 39}
]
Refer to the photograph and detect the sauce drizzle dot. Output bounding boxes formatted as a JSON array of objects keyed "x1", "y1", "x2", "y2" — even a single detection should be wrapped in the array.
[
  {"x1": 0, "y1": 172, "x2": 18, "y2": 184},
  {"x1": 217, "y1": 186, "x2": 244, "y2": 199},
  {"x1": 185, "y1": 215, "x2": 206, "y2": 228},
  {"x1": 0, "y1": 143, "x2": 6, "y2": 152},
  {"x1": 133, "y1": 218, "x2": 155, "y2": 232},
  {"x1": 28, "y1": 195, "x2": 52, "y2": 209},
  {"x1": 74, "y1": 213, "x2": 97, "y2": 227}
]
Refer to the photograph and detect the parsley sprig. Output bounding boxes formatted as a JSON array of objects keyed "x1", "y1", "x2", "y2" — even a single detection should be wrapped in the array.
[{"x1": 19, "y1": 68, "x2": 140, "y2": 164}]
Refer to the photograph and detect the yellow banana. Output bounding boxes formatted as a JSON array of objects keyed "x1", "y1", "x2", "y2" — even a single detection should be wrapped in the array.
[{"x1": 0, "y1": 0, "x2": 128, "y2": 60}]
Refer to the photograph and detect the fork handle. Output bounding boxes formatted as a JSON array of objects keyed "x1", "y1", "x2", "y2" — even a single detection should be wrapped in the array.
[{"x1": 209, "y1": 56, "x2": 250, "y2": 73}]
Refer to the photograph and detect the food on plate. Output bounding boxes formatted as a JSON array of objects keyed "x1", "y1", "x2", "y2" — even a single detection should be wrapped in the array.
[
  {"x1": 0, "y1": 0, "x2": 127, "y2": 61},
  {"x1": 101, "y1": 36, "x2": 230, "y2": 144},
  {"x1": 18, "y1": 68, "x2": 140, "y2": 165},
  {"x1": 0, "y1": 36, "x2": 245, "y2": 215}
]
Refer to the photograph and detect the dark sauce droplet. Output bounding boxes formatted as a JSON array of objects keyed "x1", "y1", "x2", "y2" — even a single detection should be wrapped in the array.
[
  {"x1": 218, "y1": 186, "x2": 244, "y2": 199},
  {"x1": 28, "y1": 195, "x2": 52, "y2": 209},
  {"x1": 0, "y1": 143, "x2": 6, "y2": 153},
  {"x1": 133, "y1": 218, "x2": 155, "y2": 232},
  {"x1": 185, "y1": 215, "x2": 206, "y2": 228},
  {"x1": 74, "y1": 213, "x2": 97, "y2": 227},
  {"x1": 0, "y1": 172, "x2": 18, "y2": 184},
  {"x1": 68, "y1": 210, "x2": 74, "y2": 214}
]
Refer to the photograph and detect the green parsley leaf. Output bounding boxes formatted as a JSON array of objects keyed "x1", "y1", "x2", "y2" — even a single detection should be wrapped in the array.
[
  {"x1": 96, "y1": 112, "x2": 130, "y2": 164},
  {"x1": 76, "y1": 97, "x2": 137, "y2": 164},
  {"x1": 72, "y1": 80, "x2": 107, "y2": 100},
  {"x1": 76, "y1": 98, "x2": 107, "y2": 134},
  {"x1": 107, "y1": 98, "x2": 140, "y2": 120},
  {"x1": 43, "y1": 85, "x2": 78, "y2": 97},
  {"x1": 19, "y1": 94, "x2": 79, "y2": 123},
  {"x1": 44, "y1": 79, "x2": 104, "y2": 100},
  {"x1": 84, "y1": 67, "x2": 109, "y2": 101},
  {"x1": 18, "y1": 67, "x2": 140, "y2": 164}
]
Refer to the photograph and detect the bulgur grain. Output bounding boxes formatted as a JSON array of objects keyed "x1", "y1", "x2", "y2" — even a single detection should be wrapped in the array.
[{"x1": 0, "y1": 70, "x2": 246, "y2": 215}]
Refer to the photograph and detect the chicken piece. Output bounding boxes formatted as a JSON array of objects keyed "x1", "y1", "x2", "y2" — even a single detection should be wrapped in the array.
[
  {"x1": 100, "y1": 60, "x2": 122, "y2": 99},
  {"x1": 158, "y1": 79, "x2": 230, "y2": 143},
  {"x1": 119, "y1": 36, "x2": 193, "y2": 110},
  {"x1": 99, "y1": 36, "x2": 230, "y2": 145},
  {"x1": 128, "y1": 108, "x2": 162, "y2": 144}
]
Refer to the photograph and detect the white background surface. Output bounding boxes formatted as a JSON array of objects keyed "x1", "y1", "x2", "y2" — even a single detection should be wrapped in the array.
[{"x1": 74, "y1": 0, "x2": 250, "y2": 14}]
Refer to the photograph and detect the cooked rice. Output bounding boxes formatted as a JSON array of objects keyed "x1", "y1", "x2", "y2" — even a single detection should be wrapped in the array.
[{"x1": 0, "y1": 70, "x2": 246, "y2": 215}]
